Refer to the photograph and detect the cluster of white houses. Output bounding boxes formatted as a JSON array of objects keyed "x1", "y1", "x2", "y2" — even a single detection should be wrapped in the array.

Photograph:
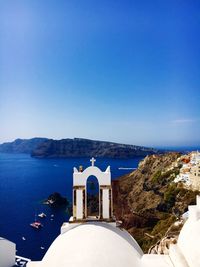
[
  {"x1": 1, "y1": 157, "x2": 200, "y2": 267},
  {"x1": 174, "y1": 151, "x2": 200, "y2": 190}
]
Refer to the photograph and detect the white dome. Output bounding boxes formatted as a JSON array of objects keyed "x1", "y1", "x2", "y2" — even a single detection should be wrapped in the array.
[
  {"x1": 41, "y1": 222, "x2": 143, "y2": 267},
  {"x1": 178, "y1": 216, "x2": 200, "y2": 267}
]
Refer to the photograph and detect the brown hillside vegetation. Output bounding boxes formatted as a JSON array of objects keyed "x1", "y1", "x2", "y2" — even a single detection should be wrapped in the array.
[{"x1": 112, "y1": 153, "x2": 199, "y2": 252}]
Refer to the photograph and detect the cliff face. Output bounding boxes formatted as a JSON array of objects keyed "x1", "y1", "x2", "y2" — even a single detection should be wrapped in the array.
[
  {"x1": 112, "y1": 153, "x2": 199, "y2": 253},
  {"x1": 0, "y1": 138, "x2": 48, "y2": 153},
  {"x1": 0, "y1": 138, "x2": 159, "y2": 158},
  {"x1": 31, "y1": 138, "x2": 159, "y2": 158}
]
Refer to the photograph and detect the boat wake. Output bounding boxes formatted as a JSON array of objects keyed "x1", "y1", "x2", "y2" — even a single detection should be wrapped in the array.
[{"x1": 118, "y1": 167, "x2": 136, "y2": 170}]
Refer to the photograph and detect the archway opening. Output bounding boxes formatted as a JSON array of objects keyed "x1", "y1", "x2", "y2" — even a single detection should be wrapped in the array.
[{"x1": 86, "y1": 175, "x2": 100, "y2": 218}]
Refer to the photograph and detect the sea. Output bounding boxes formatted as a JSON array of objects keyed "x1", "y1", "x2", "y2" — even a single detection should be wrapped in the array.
[{"x1": 0, "y1": 153, "x2": 144, "y2": 260}]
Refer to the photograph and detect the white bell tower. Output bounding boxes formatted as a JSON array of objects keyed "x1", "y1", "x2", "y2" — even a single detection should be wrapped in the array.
[{"x1": 72, "y1": 158, "x2": 114, "y2": 221}]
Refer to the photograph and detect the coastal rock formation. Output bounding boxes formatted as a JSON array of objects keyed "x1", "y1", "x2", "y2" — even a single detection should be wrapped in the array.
[
  {"x1": 44, "y1": 192, "x2": 69, "y2": 207},
  {"x1": 31, "y1": 138, "x2": 159, "y2": 158},
  {"x1": 112, "y1": 152, "x2": 199, "y2": 252}
]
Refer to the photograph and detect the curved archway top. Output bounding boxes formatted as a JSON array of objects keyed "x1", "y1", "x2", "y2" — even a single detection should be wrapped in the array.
[
  {"x1": 74, "y1": 165, "x2": 110, "y2": 174},
  {"x1": 73, "y1": 165, "x2": 111, "y2": 186}
]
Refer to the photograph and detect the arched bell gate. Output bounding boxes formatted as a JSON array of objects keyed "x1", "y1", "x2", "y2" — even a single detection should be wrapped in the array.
[{"x1": 72, "y1": 158, "x2": 113, "y2": 221}]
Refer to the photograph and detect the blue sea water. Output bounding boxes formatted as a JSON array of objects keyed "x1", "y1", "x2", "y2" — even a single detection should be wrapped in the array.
[{"x1": 0, "y1": 153, "x2": 144, "y2": 260}]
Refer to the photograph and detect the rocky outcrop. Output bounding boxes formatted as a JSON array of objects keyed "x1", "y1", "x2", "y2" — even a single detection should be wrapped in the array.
[
  {"x1": 44, "y1": 192, "x2": 69, "y2": 207},
  {"x1": 112, "y1": 152, "x2": 199, "y2": 253},
  {"x1": 0, "y1": 138, "x2": 48, "y2": 153},
  {"x1": 31, "y1": 138, "x2": 159, "y2": 159}
]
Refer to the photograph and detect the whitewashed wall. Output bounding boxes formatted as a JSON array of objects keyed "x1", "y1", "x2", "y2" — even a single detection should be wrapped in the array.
[{"x1": 0, "y1": 239, "x2": 15, "y2": 267}]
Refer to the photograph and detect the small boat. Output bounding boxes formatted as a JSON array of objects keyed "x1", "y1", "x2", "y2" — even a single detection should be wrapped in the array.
[
  {"x1": 40, "y1": 246, "x2": 45, "y2": 250},
  {"x1": 30, "y1": 221, "x2": 43, "y2": 229},
  {"x1": 51, "y1": 214, "x2": 54, "y2": 217},
  {"x1": 22, "y1": 237, "x2": 26, "y2": 241},
  {"x1": 38, "y1": 212, "x2": 47, "y2": 218}
]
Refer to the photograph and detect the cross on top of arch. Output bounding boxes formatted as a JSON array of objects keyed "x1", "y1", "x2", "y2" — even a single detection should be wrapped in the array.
[{"x1": 90, "y1": 157, "x2": 96, "y2": 166}]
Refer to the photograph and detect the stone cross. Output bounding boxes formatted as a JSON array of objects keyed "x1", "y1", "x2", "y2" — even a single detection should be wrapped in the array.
[{"x1": 90, "y1": 157, "x2": 96, "y2": 166}]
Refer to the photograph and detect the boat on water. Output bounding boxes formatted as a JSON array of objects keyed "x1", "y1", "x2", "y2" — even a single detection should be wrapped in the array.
[
  {"x1": 30, "y1": 221, "x2": 43, "y2": 229},
  {"x1": 38, "y1": 212, "x2": 47, "y2": 218}
]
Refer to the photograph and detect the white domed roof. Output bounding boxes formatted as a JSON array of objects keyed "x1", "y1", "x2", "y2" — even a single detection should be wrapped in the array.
[
  {"x1": 41, "y1": 222, "x2": 143, "y2": 267},
  {"x1": 178, "y1": 212, "x2": 200, "y2": 267}
]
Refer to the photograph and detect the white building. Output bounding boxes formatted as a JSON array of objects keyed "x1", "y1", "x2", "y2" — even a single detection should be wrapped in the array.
[
  {"x1": 190, "y1": 161, "x2": 200, "y2": 190},
  {"x1": 174, "y1": 173, "x2": 191, "y2": 186},
  {"x1": 0, "y1": 238, "x2": 15, "y2": 267},
  {"x1": 0, "y1": 238, "x2": 31, "y2": 267},
  {"x1": 174, "y1": 151, "x2": 200, "y2": 189},
  {"x1": 191, "y1": 161, "x2": 200, "y2": 178},
  {"x1": 26, "y1": 158, "x2": 200, "y2": 267},
  {"x1": 190, "y1": 151, "x2": 200, "y2": 165}
]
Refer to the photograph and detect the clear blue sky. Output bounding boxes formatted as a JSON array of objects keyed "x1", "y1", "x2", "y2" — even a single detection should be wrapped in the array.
[{"x1": 0, "y1": 0, "x2": 200, "y2": 147}]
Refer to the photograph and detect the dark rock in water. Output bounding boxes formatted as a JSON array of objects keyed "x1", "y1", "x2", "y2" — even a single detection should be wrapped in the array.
[
  {"x1": 44, "y1": 192, "x2": 69, "y2": 207},
  {"x1": 31, "y1": 138, "x2": 159, "y2": 159}
]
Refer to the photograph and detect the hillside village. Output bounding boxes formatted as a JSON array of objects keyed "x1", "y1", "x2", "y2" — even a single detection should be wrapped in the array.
[{"x1": 174, "y1": 151, "x2": 200, "y2": 190}]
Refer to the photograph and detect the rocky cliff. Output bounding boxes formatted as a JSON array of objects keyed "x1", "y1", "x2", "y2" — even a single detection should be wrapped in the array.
[
  {"x1": 0, "y1": 138, "x2": 159, "y2": 158},
  {"x1": 0, "y1": 138, "x2": 48, "y2": 153},
  {"x1": 31, "y1": 138, "x2": 159, "y2": 158},
  {"x1": 112, "y1": 152, "x2": 199, "y2": 253}
]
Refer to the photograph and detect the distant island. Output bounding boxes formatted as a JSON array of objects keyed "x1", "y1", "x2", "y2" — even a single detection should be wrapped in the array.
[{"x1": 0, "y1": 137, "x2": 159, "y2": 159}]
